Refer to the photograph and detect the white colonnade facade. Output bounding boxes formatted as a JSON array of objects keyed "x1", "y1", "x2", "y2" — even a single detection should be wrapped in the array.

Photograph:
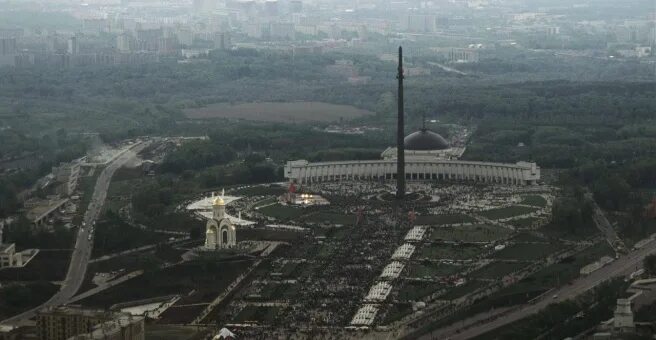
[{"x1": 284, "y1": 159, "x2": 540, "y2": 186}]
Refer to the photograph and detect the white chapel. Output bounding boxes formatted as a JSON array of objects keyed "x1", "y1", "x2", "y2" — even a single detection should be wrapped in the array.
[{"x1": 205, "y1": 194, "x2": 236, "y2": 250}]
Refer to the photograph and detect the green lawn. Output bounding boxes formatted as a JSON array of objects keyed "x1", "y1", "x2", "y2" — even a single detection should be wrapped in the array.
[
  {"x1": 145, "y1": 325, "x2": 206, "y2": 340},
  {"x1": 233, "y1": 306, "x2": 280, "y2": 324},
  {"x1": 398, "y1": 281, "x2": 445, "y2": 301},
  {"x1": 440, "y1": 280, "x2": 488, "y2": 300},
  {"x1": 107, "y1": 177, "x2": 153, "y2": 196},
  {"x1": 539, "y1": 222, "x2": 599, "y2": 241},
  {"x1": 305, "y1": 212, "x2": 355, "y2": 225},
  {"x1": 92, "y1": 215, "x2": 170, "y2": 258},
  {"x1": 479, "y1": 206, "x2": 538, "y2": 220},
  {"x1": 491, "y1": 243, "x2": 562, "y2": 261},
  {"x1": 278, "y1": 262, "x2": 300, "y2": 277},
  {"x1": 418, "y1": 244, "x2": 483, "y2": 260},
  {"x1": 382, "y1": 303, "x2": 413, "y2": 324},
  {"x1": 511, "y1": 232, "x2": 547, "y2": 243},
  {"x1": 429, "y1": 224, "x2": 513, "y2": 243},
  {"x1": 407, "y1": 262, "x2": 465, "y2": 278},
  {"x1": 252, "y1": 197, "x2": 278, "y2": 209},
  {"x1": 0, "y1": 250, "x2": 72, "y2": 282},
  {"x1": 509, "y1": 217, "x2": 542, "y2": 228},
  {"x1": 521, "y1": 195, "x2": 548, "y2": 208},
  {"x1": 258, "y1": 283, "x2": 298, "y2": 300},
  {"x1": 0, "y1": 281, "x2": 59, "y2": 320},
  {"x1": 617, "y1": 218, "x2": 656, "y2": 246},
  {"x1": 232, "y1": 185, "x2": 286, "y2": 196},
  {"x1": 316, "y1": 244, "x2": 333, "y2": 258},
  {"x1": 238, "y1": 228, "x2": 303, "y2": 242},
  {"x1": 469, "y1": 261, "x2": 529, "y2": 279},
  {"x1": 78, "y1": 257, "x2": 251, "y2": 307},
  {"x1": 80, "y1": 250, "x2": 171, "y2": 293},
  {"x1": 416, "y1": 213, "x2": 476, "y2": 225},
  {"x1": 324, "y1": 227, "x2": 352, "y2": 240},
  {"x1": 524, "y1": 241, "x2": 615, "y2": 287},
  {"x1": 459, "y1": 242, "x2": 615, "y2": 317},
  {"x1": 258, "y1": 203, "x2": 306, "y2": 220}
]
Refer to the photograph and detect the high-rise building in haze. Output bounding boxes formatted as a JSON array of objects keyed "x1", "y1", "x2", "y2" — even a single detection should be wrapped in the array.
[
  {"x1": 67, "y1": 37, "x2": 79, "y2": 55},
  {"x1": 0, "y1": 38, "x2": 16, "y2": 55}
]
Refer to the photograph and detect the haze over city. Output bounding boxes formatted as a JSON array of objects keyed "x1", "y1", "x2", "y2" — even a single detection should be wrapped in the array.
[{"x1": 0, "y1": 0, "x2": 655, "y2": 339}]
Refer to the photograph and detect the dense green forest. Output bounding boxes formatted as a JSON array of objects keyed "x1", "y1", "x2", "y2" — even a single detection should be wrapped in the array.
[
  {"x1": 0, "y1": 48, "x2": 654, "y2": 227},
  {"x1": 1, "y1": 48, "x2": 653, "y2": 143}
]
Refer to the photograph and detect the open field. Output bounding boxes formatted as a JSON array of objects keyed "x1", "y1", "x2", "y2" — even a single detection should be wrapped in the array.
[
  {"x1": 92, "y1": 218, "x2": 170, "y2": 258},
  {"x1": 429, "y1": 224, "x2": 513, "y2": 243},
  {"x1": 257, "y1": 283, "x2": 298, "y2": 300},
  {"x1": 157, "y1": 304, "x2": 207, "y2": 324},
  {"x1": 77, "y1": 250, "x2": 171, "y2": 295},
  {"x1": 539, "y1": 221, "x2": 599, "y2": 241},
  {"x1": 252, "y1": 197, "x2": 277, "y2": 209},
  {"x1": 258, "y1": 203, "x2": 305, "y2": 220},
  {"x1": 469, "y1": 261, "x2": 529, "y2": 279},
  {"x1": 440, "y1": 280, "x2": 488, "y2": 300},
  {"x1": 0, "y1": 250, "x2": 71, "y2": 282},
  {"x1": 521, "y1": 195, "x2": 548, "y2": 208},
  {"x1": 479, "y1": 206, "x2": 539, "y2": 220},
  {"x1": 232, "y1": 185, "x2": 286, "y2": 196},
  {"x1": 316, "y1": 244, "x2": 334, "y2": 258},
  {"x1": 416, "y1": 213, "x2": 476, "y2": 225},
  {"x1": 78, "y1": 257, "x2": 251, "y2": 308},
  {"x1": 322, "y1": 227, "x2": 351, "y2": 240},
  {"x1": 446, "y1": 241, "x2": 616, "y2": 323},
  {"x1": 233, "y1": 305, "x2": 280, "y2": 324},
  {"x1": 383, "y1": 303, "x2": 413, "y2": 325},
  {"x1": 277, "y1": 262, "x2": 301, "y2": 277},
  {"x1": 238, "y1": 228, "x2": 302, "y2": 242},
  {"x1": 398, "y1": 281, "x2": 445, "y2": 301},
  {"x1": 491, "y1": 243, "x2": 562, "y2": 261},
  {"x1": 509, "y1": 217, "x2": 542, "y2": 228},
  {"x1": 407, "y1": 262, "x2": 465, "y2": 278},
  {"x1": 145, "y1": 325, "x2": 207, "y2": 340},
  {"x1": 418, "y1": 244, "x2": 483, "y2": 260},
  {"x1": 524, "y1": 241, "x2": 614, "y2": 286},
  {"x1": 304, "y1": 212, "x2": 355, "y2": 225},
  {"x1": 511, "y1": 232, "x2": 547, "y2": 243},
  {"x1": 184, "y1": 101, "x2": 373, "y2": 122},
  {"x1": 0, "y1": 281, "x2": 59, "y2": 320}
]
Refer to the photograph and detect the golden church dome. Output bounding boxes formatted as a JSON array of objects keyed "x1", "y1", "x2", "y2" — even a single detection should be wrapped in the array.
[{"x1": 213, "y1": 197, "x2": 225, "y2": 206}]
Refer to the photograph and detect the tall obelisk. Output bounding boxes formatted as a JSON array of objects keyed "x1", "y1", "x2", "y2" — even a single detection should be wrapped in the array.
[{"x1": 396, "y1": 46, "x2": 405, "y2": 200}]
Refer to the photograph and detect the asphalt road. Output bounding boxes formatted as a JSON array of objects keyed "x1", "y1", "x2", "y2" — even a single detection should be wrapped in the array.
[
  {"x1": 1, "y1": 142, "x2": 147, "y2": 326},
  {"x1": 419, "y1": 237, "x2": 656, "y2": 340}
]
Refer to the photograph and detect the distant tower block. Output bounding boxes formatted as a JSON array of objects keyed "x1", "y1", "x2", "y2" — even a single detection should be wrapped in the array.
[{"x1": 67, "y1": 36, "x2": 79, "y2": 55}]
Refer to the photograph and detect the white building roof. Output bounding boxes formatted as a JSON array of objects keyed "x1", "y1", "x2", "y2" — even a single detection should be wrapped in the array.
[
  {"x1": 380, "y1": 261, "x2": 405, "y2": 280},
  {"x1": 350, "y1": 304, "x2": 379, "y2": 326},
  {"x1": 404, "y1": 226, "x2": 427, "y2": 242},
  {"x1": 365, "y1": 282, "x2": 393, "y2": 302},
  {"x1": 213, "y1": 327, "x2": 235, "y2": 339},
  {"x1": 187, "y1": 195, "x2": 255, "y2": 226},
  {"x1": 391, "y1": 243, "x2": 416, "y2": 260}
]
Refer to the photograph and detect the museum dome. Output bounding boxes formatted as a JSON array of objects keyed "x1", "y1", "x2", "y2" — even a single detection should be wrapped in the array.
[{"x1": 404, "y1": 129, "x2": 449, "y2": 151}]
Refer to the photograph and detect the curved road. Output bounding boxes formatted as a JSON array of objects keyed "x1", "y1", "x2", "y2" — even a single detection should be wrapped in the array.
[
  {"x1": 419, "y1": 237, "x2": 656, "y2": 340},
  {"x1": 1, "y1": 142, "x2": 147, "y2": 326}
]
